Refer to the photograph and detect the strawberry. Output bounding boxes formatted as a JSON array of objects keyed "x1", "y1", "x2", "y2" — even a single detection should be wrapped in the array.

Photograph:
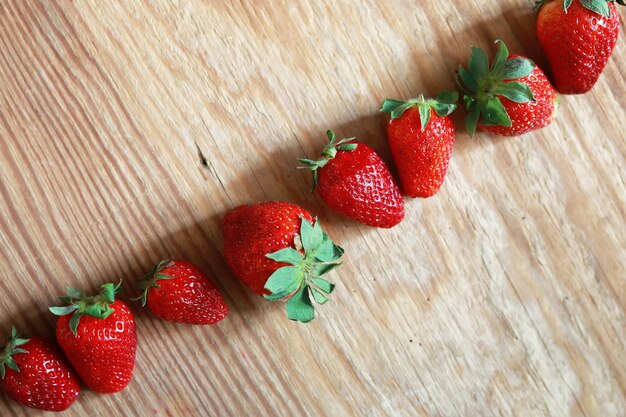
[
  {"x1": 0, "y1": 328, "x2": 80, "y2": 411},
  {"x1": 134, "y1": 259, "x2": 228, "y2": 325},
  {"x1": 49, "y1": 282, "x2": 137, "y2": 393},
  {"x1": 222, "y1": 201, "x2": 344, "y2": 323},
  {"x1": 537, "y1": 0, "x2": 624, "y2": 94},
  {"x1": 380, "y1": 92, "x2": 458, "y2": 198},
  {"x1": 298, "y1": 131, "x2": 405, "y2": 228},
  {"x1": 456, "y1": 40, "x2": 559, "y2": 136}
]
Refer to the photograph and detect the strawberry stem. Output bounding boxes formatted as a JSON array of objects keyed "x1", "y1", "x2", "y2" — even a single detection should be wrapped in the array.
[
  {"x1": 380, "y1": 92, "x2": 458, "y2": 130},
  {"x1": 131, "y1": 259, "x2": 175, "y2": 306},
  {"x1": 49, "y1": 282, "x2": 122, "y2": 336},
  {"x1": 0, "y1": 327, "x2": 30, "y2": 379},
  {"x1": 297, "y1": 130, "x2": 357, "y2": 191},
  {"x1": 457, "y1": 40, "x2": 536, "y2": 136},
  {"x1": 263, "y1": 217, "x2": 343, "y2": 323}
]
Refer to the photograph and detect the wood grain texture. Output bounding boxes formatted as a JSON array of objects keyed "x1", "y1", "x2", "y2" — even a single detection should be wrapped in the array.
[{"x1": 0, "y1": 0, "x2": 624, "y2": 416}]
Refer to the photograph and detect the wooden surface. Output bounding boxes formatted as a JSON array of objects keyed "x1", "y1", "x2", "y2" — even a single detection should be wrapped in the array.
[{"x1": 0, "y1": 1, "x2": 624, "y2": 416}]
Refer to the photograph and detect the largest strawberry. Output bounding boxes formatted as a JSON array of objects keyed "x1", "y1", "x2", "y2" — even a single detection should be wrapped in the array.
[
  {"x1": 1, "y1": 327, "x2": 80, "y2": 411},
  {"x1": 222, "y1": 201, "x2": 344, "y2": 323},
  {"x1": 456, "y1": 40, "x2": 559, "y2": 136},
  {"x1": 49, "y1": 282, "x2": 137, "y2": 393},
  {"x1": 537, "y1": 0, "x2": 624, "y2": 94},
  {"x1": 298, "y1": 130, "x2": 404, "y2": 228}
]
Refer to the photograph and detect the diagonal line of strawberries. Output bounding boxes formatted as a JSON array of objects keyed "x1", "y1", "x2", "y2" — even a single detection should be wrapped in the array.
[{"x1": 0, "y1": 0, "x2": 623, "y2": 411}]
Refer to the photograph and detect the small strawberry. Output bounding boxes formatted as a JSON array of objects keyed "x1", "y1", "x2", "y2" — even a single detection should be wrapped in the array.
[
  {"x1": 380, "y1": 92, "x2": 458, "y2": 198},
  {"x1": 222, "y1": 201, "x2": 344, "y2": 323},
  {"x1": 456, "y1": 40, "x2": 559, "y2": 136},
  {"x1": 537, "y1": 0, "x2": 624, "y2": 94},
  {"x1": 133, "y1": 259, "x2": 228, "y2": 325},
  {"x1": 49, "y1": 282, "x2": 137, "y2": 393},
  {"x1": 0, "y1": 328, "x2": 80, "y2": 411},
  {"x1": 298, "y1": 131, "x2": 405, "y2": 228}
]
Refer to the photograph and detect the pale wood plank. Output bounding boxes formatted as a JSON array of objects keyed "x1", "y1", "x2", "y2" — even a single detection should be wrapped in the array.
[{"x1": 0, "y1": 1, "x2": 624, "y2": 416}]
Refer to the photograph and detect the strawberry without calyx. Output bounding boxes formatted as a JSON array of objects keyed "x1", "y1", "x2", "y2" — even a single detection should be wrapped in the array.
[
  {"x1": 49, "y1": 282, "x2": 137, "y2": 393},
  {"x1": 456, "y1": 40, "x2": 559, "y2": 136},
  {"x1": 536, "y1": 0, "x2": 624, "y2": 94},
  {"x1": 134, "y1": 259, "x2": 228, "y2": 325},
  {"x1": 298, "y1": 131, "x2": 405, "y2": 228},
  {"x1": 0, "y1": 328, "x2": 80, "y2": 411},
  {"x1": 222, "y1": 201, "x2": 344, "y2": 323},
  {"x1": 380, "y1": 92, "x2": 458, "y2": 198}
]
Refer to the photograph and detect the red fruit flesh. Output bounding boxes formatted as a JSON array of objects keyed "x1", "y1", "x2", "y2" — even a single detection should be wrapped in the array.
[
  {"x1": 537, "y1": 1, "x2": 620, "y2": 94},
  {"x1": 317, "y1": 144, "x2": 404, "y2": 228},
  {"x1": 479, "y1": 58, "x2": 558, "y2": 136},
  {"x1": 1, "y1": 337, "x2": 80, "y2": 411},
  {"x1": 146, "y1": 260, "x2": 228, "y2": 325},
  {"x1": 388, "y1": 108, "x2": 455, "y2": 198},
  {"x1": 222, "y1": 201, "x2": 314, "y2": 296},
  {"x1": 56, "y1": 299, "x2": 137, "y2": 393}
]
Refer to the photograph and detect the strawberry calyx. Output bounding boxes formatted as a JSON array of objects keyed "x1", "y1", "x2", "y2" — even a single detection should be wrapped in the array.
[
  {"x1": 297, "y1": 130, "x2": 358, "y2": 190},
  {"x1": 131, "y1": 259, "x2": 175, "y2": 307},
  {"x1": 577, "y1": 0, "x2": 625, "y2": 17},
  {"x1": 49, "y1": 282, "x2": 122, "y2": 336},
  {"x1": 456, "y1": 39, "x2": 536, "y2": 136},
  {"x1": 535, "y1": 0, "x2": 624, "y2": 17},
  {"x1": 380, "y1": 91, "x2": 459, "y2": 131},
  {"x1": 263, "y1": 217, "x2": 344, "y2": 323},
  {"x1": 0, "y1": 327, "x2": 29, "y2": 379}
]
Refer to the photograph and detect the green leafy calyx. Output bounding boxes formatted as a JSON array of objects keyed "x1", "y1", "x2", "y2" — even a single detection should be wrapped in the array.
[
  {"x1": 578, "y1": 0, "x2": 625, "y2": 17},
  {"x1": 0, "y1": 327, "x2": 30, "y2": 379},
  {"x1": 535, "y1": 0, "x2": 623, "y2": 17},
  {"x1": 456, "y1": 39, "x2": 536, "y2": 137},
  {"x1": 297, "y1": 130, "x2": 357, "y2": 190},
  {"x1": 380, "y1": 91, "x2": 459, "y2": 131},
  {"x1": 263, "y1": 217, "x2": 344, "y2": 323},
  {"x1": 131, "y1": 259, "x2": 175, "y2": 306},
  {"x1": 49, "y1": 282, "x2": 122, "y2": 336}
]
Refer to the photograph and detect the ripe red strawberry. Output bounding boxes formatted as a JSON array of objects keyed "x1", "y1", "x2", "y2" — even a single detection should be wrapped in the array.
[
  {"x1": 380, "y1": 92, "x2": 458, "y2": 198},
  {"x1": 537, "y1": 0, "x2": 624, "y2": 94},
  {"x1": 298, "y1": 131, "x2": 404, "y2": 228},
  {"x1": 49, "y1": 282, "x2": 137, "y2": 393},
  {"x1": 134, "y1": 259, "x2": 228, "y2": 325},
  {"x1": 0, "y1": 328, "x2": 80, "y2": 411},
  {"x1": 222, "y1": 201, "x2": 344, "y2": 323},
  {"x1": 456, "y1": 40, "x2": 559, "y2": 136}
]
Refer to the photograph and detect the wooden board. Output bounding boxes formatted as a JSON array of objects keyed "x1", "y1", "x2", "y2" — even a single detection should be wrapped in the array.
[{"x1": 0, "y1": 1, "x2": 624, "y2": 416}]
